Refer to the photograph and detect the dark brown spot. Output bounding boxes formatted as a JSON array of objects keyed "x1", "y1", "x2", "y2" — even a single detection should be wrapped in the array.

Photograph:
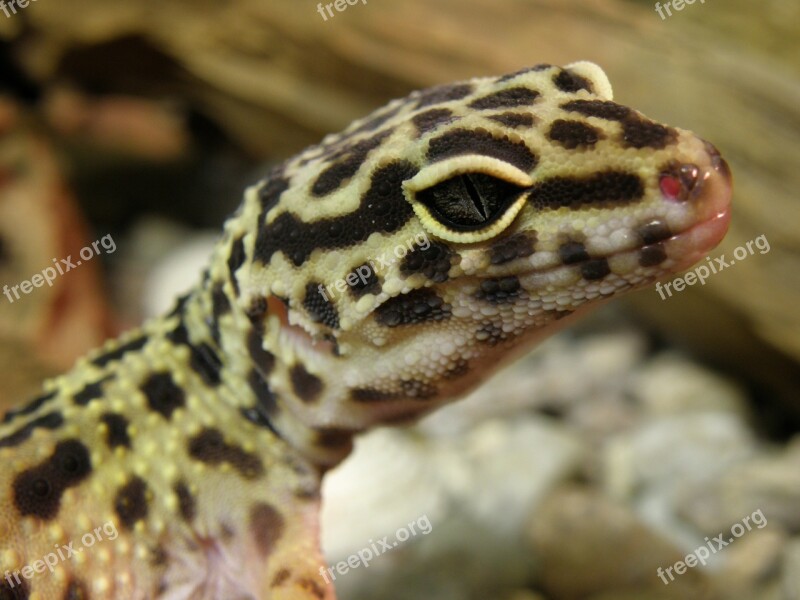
[
  {"x1": 375, "y1": 288, "x2": 450, "y2": 328},
  {"x1": 558, "y1": 241, "x2": 590, "y2": 265},
  {"x1": 0, "y1": 578, "x2": 29, "y2": 599},
  {"x1": 468, "y1": 87, "x2": 539, "y2": 110},
  {"x1": 581, "y1": 258, "x2": 611, "y2": 280},
  {"x1": 227, "y1": 235, "x2": 246, "y2": 295},
  {"x1": 167, "y1": 293, "x2": 191, "y2": 318},
  {"x1": 412, "y1": 108, "x2": 456, "y2": 135},
  {"x1": 246, "y1": 297, "x2": 269, "y2": 324},
  {"x1": 496, "y1": 63, "x2": 553, "y2": 82},
  {"x1": 0, "y1": 412, "x2": 64, "y2": 449},
  {"x1": 290, "y1": 364, "x2": 323, "y2": 404},
  {"x1": 271, "y1": 569, "x2": 291, "y2": 588},
  {"x1": 114, "y1": 476, "x2": 150, "y2": 529},
  {"x1": 247, "y1": 328, "x2": 276, "y2": 376},
  {"x1": 150, "y1": 545, "x2": 168, "y2": 567},
  {"x1": 561, "y1": 99, "x2": 631, "y2": 121},
  {"x1": 622, "y1": 118, "x2": 677, "y2": 150},
  {"x1": 188, "y1": 342, "x2": 223, "y2": 386},
  {"x1": 174, "y1": 481, "x2": 196, "y2": 522},
  {"x1": 241, "y1": 370, "x2": 281, "y2": 438},
  {"x1": 298, "y1": 578, "x2": 326, "y2": 599},
  {"x1": 2, "y1": 390, "x2": 57, "y2": 424},
  {"x1": 351, "y1": 388, "x2": 397, "y2": 403},
  {"x1": 350, "y1": 103, "x2": 403, "y2": 135},
  {"x1": 303, "y1": 282, "x2": 339, "y2": 329},
  {"x1": 351, "y1": 380, "x2": 436, "y2": 403},
  {"x1": 444, "y1": 359, "x2": 470, "y2": 379},
  {"x1": 639, "y1": 244, "x2": 667, "y2": 267},
  {"x1": 209, "y1": 283, "x2": 231, "y2": 345},
  {"x1": 64, "y1": 578, "x2": 89, "y2": 600},
  {"x1": 166, "y1": 322, "x2": 223, "y2": 386},
  {"x1": 250, "y1": 503, "x2": 285, "y2": 557},
  {"x1": 547, "y1": 119, "x2": 602, "y2": 149},
  {"x1": 528, "y1": 171, "x2": 644, "y2": 211},
  {"x1": 73, "y1": 377, "x2": 111, "y2": 406},
  {"x1": 188, "y1": 428, "x2": 264, "y2": 479},
  {"x1": 140, "y1": 372, "x2": 185, "y2": 419},
  {"x1": 348, "y1": 263, "x2": 381, "y2": 298},
  {"x1": 427, "y1": 128, "x2": 537, "y2": 172},
  {"x1": 475, "y1": 276, "x2": 521, "y2": 304},
  {"x1": 258, "y1": 170, "x2": 291, "y2": 216},
  {"x1": 553, "y1": 69, "x2": 593, "y2": 93},
  {"x1": 255, "y1": 161, "x2": 417, "y2": 267},
  {"x1": 91, "y1": 336, "x2": 148, "y2": 368},
  {"x1": 400, "y1": 240, "x2": 453, "y2": 283},
  {"x1": 315, "y1": 428, "x2": 356, "y2": 449},
  {"x1": 13, "y1": 440, "x2": 92, "y2": 520},
  {"x1": 100, "y1": 413, "x2": 131, "y2": 449},
  {"x1": 489, "y1": 232, "x2": 535, "y2": 265},
  {"x1": 312, "y1": 130, "x2": 392, "y2": 196},
  {"x1": 414, "y1": 83, "x2": 473, "y2": 109},
  {"x1": 486, "y1": 112, "x2": 535, "y2": 128},
  {"x1": 639, "y1": 220, "x2": 673, "y2": 244},
  {"x1": 477, "y1": 322, "x2": 505, "y2": 346}
]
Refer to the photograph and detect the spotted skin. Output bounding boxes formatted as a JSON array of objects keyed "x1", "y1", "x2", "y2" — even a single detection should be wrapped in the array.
[{"x1": 0, "y1": 62, "x2": 731, "y2": 599}]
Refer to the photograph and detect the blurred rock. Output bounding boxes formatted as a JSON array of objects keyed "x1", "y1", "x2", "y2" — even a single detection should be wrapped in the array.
[
  {"x1": 322, "y1": 417, "x2": 583, "y2": 600},
  {"x1": 678, "y1": 439, "x2": 800, "y2": 536},
  {"x1": 527, "y1": 485, "x2": 714, "y2": 599}
]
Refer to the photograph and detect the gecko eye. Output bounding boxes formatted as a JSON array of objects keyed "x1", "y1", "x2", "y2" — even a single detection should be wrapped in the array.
[
  {"x1": 416, "y1": 173, "x2": 525, "y2": 231},
  {"x1": 403, "y1": 156, "x2": 534, "y2": 243}
]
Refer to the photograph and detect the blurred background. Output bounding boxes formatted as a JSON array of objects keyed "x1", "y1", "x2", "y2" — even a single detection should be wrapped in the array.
[{"x1": 0, "y1": 0, "x2": 798, "y2": 598}]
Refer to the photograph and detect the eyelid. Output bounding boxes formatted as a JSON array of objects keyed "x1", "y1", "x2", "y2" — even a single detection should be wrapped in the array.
[
  {"x1": 403, "y1": 155, "x2": 534, "y2": 194},
  {"x1": 403, "y1": 156, "x2": 533, "y2": 244}
]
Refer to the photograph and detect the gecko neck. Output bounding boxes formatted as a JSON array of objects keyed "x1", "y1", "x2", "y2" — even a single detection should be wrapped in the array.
[{"x1": 161, "y1": 248, "x2": 357, "y2": 470}]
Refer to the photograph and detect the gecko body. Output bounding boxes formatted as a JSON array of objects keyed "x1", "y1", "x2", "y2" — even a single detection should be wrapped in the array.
[{"x1": 0, "y1": 62, "x2": 731, "y2": 599}]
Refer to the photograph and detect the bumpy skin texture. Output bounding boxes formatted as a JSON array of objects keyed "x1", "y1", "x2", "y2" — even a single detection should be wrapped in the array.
[{"x1": 0, "y1": 62, "x2": 731, "y2": 599}]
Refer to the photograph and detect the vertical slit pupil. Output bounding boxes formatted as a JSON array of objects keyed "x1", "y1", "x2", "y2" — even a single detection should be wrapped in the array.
[
  {"x1": 415, "y1": 172, "x2": 526, "y2": 231},
  {"x1": 461, "y1": 174, "x2": 488, "y2": 218}
]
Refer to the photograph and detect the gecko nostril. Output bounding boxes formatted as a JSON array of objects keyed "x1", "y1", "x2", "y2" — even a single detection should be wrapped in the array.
[
  {"x1": 679, "y1": 164, "x2": 701, "y2": 192},
  {"x1": 659, "y1": 162, "x2": 703, "y2": 202}
]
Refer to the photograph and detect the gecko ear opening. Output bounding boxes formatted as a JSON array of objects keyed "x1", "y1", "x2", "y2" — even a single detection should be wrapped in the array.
[{"x1": 403, "y1": 156, "x2": 533, "y2": 243}]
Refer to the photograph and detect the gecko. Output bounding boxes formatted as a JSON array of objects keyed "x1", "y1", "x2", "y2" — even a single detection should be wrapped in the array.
[{"x1": 0, "y1": 61, "x2": 732, "y2": 599}]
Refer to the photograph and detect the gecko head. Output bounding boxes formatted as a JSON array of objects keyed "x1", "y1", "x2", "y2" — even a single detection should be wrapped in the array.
[{"x1": 244, "y1": 62, "x2": 731, "y2": 417}]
